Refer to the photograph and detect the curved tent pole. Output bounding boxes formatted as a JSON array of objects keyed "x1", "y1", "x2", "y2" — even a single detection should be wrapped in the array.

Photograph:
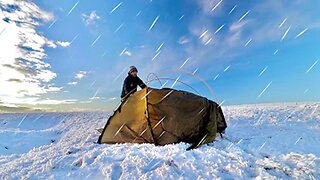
[
  {"x1": 146, "y1": 69, "x2": 220, "y2": 102},
  {"x1": 145, "y1": 77, "x2": 201, "y2": 96}
]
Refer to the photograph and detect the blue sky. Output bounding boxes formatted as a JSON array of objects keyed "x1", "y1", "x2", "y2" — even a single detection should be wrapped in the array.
[{"x1": 0, "y1": 0, "x2": 319, "y2": 112}]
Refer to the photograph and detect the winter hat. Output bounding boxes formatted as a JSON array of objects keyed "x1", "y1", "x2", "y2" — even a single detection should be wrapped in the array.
[{"x1": 129, "y1": 66, "x2": 138, "y2": 73}]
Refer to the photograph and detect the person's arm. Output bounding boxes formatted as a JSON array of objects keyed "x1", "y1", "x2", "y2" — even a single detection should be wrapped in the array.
[
  {"x1": 121, "y1": 78, "x2": 130, "y2": 98},
  {"x1": 137, "y1": 77, "x2": 147, "y2": 89}
]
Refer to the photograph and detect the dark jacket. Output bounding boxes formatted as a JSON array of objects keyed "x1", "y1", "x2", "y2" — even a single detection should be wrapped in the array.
[{"x1": 121, "y1": 74, "x2": 146, "y2": 98}]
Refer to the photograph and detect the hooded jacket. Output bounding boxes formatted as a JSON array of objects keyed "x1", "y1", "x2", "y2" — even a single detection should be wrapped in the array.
[{"x1": 121, "y1": 74, "x2": 146, "y2": 98}]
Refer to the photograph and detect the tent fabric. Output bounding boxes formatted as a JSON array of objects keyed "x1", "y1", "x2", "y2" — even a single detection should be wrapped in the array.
[{"x1": 97, "y1": 87, "x2": 227, "y2": 149}]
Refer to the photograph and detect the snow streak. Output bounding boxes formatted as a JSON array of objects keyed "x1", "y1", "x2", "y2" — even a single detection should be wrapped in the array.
[
  {"x1": 238, "y1": 10, "x2": 250, "y2": 22},
  {"x1": 211, "y1": 0, "x2": 223, "y2": 12},
  {"x1": 258, "y1": 81, "x2": 272, "y2": 98},
  {"x1": 67, "y1": 1, "x2": 80, "y2": 16},
  {"x1": 110, "y1": 2, "x2": 123, "y2": 14},
  {"x1": 228, "y1": 5, "x2": 237, "y2": 15},
  {"x1": 148, "y1": 15, "x2": 160, "y2": 32},
  {"x1": 305, "y1": 60, "x2": 318, "y2": 74}
]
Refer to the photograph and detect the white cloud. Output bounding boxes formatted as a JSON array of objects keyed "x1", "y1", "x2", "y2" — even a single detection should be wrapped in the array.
[
  {"x1": 178, "y1": 36, "x2": 190, "y2": 44},
  {"x1": 107, "y1": 97, "x2": 117, "y2": 101},
  {"x1": 120, "y1": 48, "x2": 132, "y2": 56},
  {"x1": 0, "y1": 1, "x2": 71, "y2": 108},
  {"x1": 68, "y1": 81, "x2": 78, "y2": 86},
  {"x1": 89, "y1": 96, "x2": 101, "y2": 100},
  {"x1": 193, "y1": 0, "x2": 224, "y2": 14},
  {"x1": 81, "y1": 11, "x2": 100, "y2": 26},
  {"x1": 123, "y1": 51, "x2": 132, "y2": 56},
  {"x1": 56, "y1": 41, "x2": 71, "y2": 47},
  {"x1": 190, "y1": 27, "x2": 213, "y2": 45},
  {"x1": 75, "y1": 71, "x2": 88, "y2": 79}
]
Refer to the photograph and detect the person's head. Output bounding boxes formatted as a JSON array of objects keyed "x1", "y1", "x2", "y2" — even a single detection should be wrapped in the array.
[{"x1": 128, "y1": 66, "x2": 138, "y2": 77}]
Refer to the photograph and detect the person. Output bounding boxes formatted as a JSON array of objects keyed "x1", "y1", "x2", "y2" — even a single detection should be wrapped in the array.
[{"x1": 120, "y1": 66, "x2": 146, "y2": 101}]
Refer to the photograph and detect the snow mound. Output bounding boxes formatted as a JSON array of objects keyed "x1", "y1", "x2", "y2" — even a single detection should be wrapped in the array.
[{"x1": 0, "y1": 103, "x2": 319, "y2": 179}]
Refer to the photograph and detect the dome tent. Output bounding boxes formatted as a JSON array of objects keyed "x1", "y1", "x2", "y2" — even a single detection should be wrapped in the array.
[{"x1": 97, "y1": 87, "x2": 227, "y2": 150}]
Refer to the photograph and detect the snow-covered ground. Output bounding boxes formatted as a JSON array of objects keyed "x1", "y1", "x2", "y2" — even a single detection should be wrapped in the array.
[{"x1": 0, "y1": 103, "x2": 319, "y2": 179}]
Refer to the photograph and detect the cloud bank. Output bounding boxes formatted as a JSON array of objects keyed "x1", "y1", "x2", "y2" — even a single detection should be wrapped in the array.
[{"x1": 0, "y1": 0, "x2": 74, "y2": 108}]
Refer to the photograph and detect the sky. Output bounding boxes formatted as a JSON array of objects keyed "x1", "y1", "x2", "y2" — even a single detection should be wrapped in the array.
[{"x1": 0, "y1": 0, "x2": 319, "y2": 112}]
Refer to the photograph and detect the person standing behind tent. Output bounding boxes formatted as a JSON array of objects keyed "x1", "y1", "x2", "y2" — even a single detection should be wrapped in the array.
[{"x1": 121, "y1": 66, "x2": 146, "y2": 101}]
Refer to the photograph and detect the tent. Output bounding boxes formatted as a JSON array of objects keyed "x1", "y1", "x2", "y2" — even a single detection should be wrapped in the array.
[{"x1": 97, "y1": 87, "x2": 227, "y2": 150}]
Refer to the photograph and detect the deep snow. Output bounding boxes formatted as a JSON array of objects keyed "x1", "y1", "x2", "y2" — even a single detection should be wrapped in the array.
[{"x1": 0, "y1": 103, "x2": 319, "y2": 179}]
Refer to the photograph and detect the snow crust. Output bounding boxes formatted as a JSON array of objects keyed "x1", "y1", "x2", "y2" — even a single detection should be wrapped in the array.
[{"x1": 0, "y1": 103, "x2": 319, "y2": 179}]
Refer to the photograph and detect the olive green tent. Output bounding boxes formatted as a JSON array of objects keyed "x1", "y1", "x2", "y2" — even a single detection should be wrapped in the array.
[{"x1": 97, "y1": 87, "x2": 227, "y2": 149}]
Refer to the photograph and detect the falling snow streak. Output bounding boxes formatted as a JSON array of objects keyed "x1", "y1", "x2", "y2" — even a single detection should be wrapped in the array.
[
  {"x1": 160, "y1": 80, "x2": 169, "y2": 89},
  {"x1": 258, "y1": 81, "x2": 272, "y2": 98},
  {"x1": 91, "y1": 34, "x2": 102, "y2": 46},
  {"x1": 178, "y1": 15, "x2": 184, "y2": 21},
  {"x1": 228, "y1": 5, "x2": 237, "y2": 15},
  {"x1": 156, "y1": 42, "x2": 164, "y2": 52},
  {"x1": 295, "y1": 28, "x2": 308, "y2": 38},
  {"x1": 192, "y1": 68, "x2": 199, "y2": 75},
  {"x1": 88, "y1": 80, "x2": 97, "y2": 89},
  {"x1": 210, "y1": 0, "x2": 223, "y2": 12},
  {"x1": 196, "y1": 133, "x2": 208, "y2": 147},
  {"x1": 310, "y1": 104, "x2": 318, "y2": 117},
  {"x1": 153, "y1": 116, "x2": 166, "y2": 129},
  {"x1": 149, "y1": 160, "x2": 162, "y2": 170},
  {"x1": 235, "y1": 139, "x2": 243, "y2": 146},
  {"x1": 255, "y1": 114, "x2": 264, "y2": 126},
  {"x1": 67, "y1": 1, "x2": 80, "y2": 16},
  {"x1": 274, "y1": 49, "x2": 279, "y2": 55},
  {"x1": 113, "y1": 67, "x2": 127, "y2": 82},
  {"x1": 213, "y1": 74, "x2": 219, "y2": 81},
  {"x1": 278, "y1": 18, "x2": 287, "y2": 28},
  {"x1": 47, "y1": 19, "x2": 57, "y2": 29},
  {"x1": 305, "y1": 60, "x2": 318, "y2": 74},
  {"x1": 85, "y1": 173, "x2": 92, "y2": 179},
  {"x1": 179, "y1": 57, "x2": 190, "y2": 69},
  {"x1": 304, "y1": 89, "x2": 309, "y2": 94},
  {"x1": 258, "y1": 141, "x2": 267, "y2": 151},
  {"x1": 148, "y1": 15, "x2": 160, "y2": 32},
  {"x1": 224, "y1": 65, "x2": 230, "y2": 72},
  {"x1": 136, "y1": 11, "x2": 141, "y2": 17},
  {"x1": 245, "y1": 38, "x2": 252, "y2": 46},
  {"x1": 18, "y1": 114, "x2": 28, "y2": 127},
  {"x1": 227, "y1": 142, "x2": 234, "y2": 150},
  {"x1": 160, "y1": 90, "x2": 174, "y2": 102},
  {"x1": 115, "y1": 23, "x2": 124, "y2": 32},
  {"x1": 152, "y1": 51, "x2": 161, "y2": 61},
  {"x1": 110, "y1": 2, "x2": 123, "y2": 14},
  {"x1": 91, "y1": 88, "x2": 100, "y2": 100},
  {"x1": 205, "y1": 38, "x2": 212, "y2": 45},
  {"x1": 199, "y1": 30, "x2": 208, "y2": 39},
  {"x1": 102, "y1": 52, "x2": 107, "y2": 57},
  {"x1": 284, "y1": 111, "x2": 295, "y2": 121},
  {"x1": 259, "y1": 66, "x2": 268, "y2": 77},
  {"x1": 113, "y1": 123, "x2": 125, "y2": 137},
  {"x1": 32, "y1": 113, "x2": 44, "y2": 123},
  {"x1": 281, "y1": 26, "x2": 291, "y2": 41},
  {"x1": 238, "y1": 10, "x2": 250, "y2": 22},
  {"x1": 70, "y1": 34, "x2": 79, "y2": 44},
  {"x1": 218, "y1": 100, "x2": 225, "y2": 107},
  {"x1": 0, "y1": 28, "x2": 5, "y2": 36},
  {"x1": 198, "y1": 107, "x2": 206, "y2": 114},
  {"x1": 140, "y1": 90, "x2": 153, "y2": 100},
  {"x1": 171, "y1": 76, "x2": 181, "y2": 88},
  {"x1": 294, "y1": 137, "x2": 302, "y2": 145},
  {"x1": 214, "y1": 24, "x2": 225, "y2": 34},
  {"x1": 120, "y1": 47, "x2": 127, "y2": 56},
  {"x1": 140, "y1": 128, "x2": 147, "y2": 136}
]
